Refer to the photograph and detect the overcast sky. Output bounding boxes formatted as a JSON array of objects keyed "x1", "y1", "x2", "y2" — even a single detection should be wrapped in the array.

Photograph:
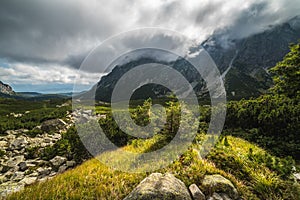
[{"x1": 0, "y1": 0, "x2": 300, "y2": 93}]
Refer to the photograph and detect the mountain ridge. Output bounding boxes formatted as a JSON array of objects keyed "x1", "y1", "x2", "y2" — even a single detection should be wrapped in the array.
[{"x1": 90, "y1": 16, "x2": 300, "y2": 101}]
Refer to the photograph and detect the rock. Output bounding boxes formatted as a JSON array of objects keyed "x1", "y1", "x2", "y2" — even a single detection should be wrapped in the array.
[
  {"x1": 6, "y1": 155, "x2": 24, "y2": 167},
  {"x1": 0, "y1": 165, "x2": 11, "y2": 173},
  {"x1": 124, "y1": 173, "x2": 192, "y2": 200},
  {"x1": 201, "y1": 175, "x2": 239, "y2": 200},
  {"x1": 12, "y1": 172, "x2": 25, "y2": 181},
  {"x1": 0, "y1": 181, "x2": 24, "y2": 197},
  {"x1": 58, "y1": 165, "x2": 68, "y2": 173},
  {"x1": 18, "y1": 161, "x2": 35, "y2": 171},
  {"x1": 207, "y1": 193, "x2": 223, "y2": 200},
  {"x1": 10, "y1": 138, "x2": 28, "y2": 150},
  {"x1": 50, "y1": 156, "x2": 67, "y2": 167},
  {"x1": 66, "y1": 160, "x2": 76, "y2": 167},
  {"x1": 18, "y1": 162, "x2": 28, "y2": 171},
  {"x1": 189, "y1": 184, "x2": 205, "y2": 200},
  {"x1": 37, "y1": 167, "x2": 52, "y2": 178},
  {"x1": 0, "y1": 175, "x2": 8, "y2": 183},
  {"x1": 41, "y1": 119, "x2": 66, "y2": 132},
  {"x1": 52, "y1": 133, "x2": 62, "y2": 140},
  {"x1": 49, "y1": 172, "x2": 57, "y2": 177},
  {"x1": 20, "y1": 177, "x2": 37, "y2": 185},
  {"x1": 293, "y1": 173, "x2": 300, "y2": 182},
  {"x1": 219, "y1": 193, "x2": 232, "y2": 200},
  {"x1": 29, "y1": 172, "x2": 39, "y2": 177},
  {"x1": 4, "y1": 171, "x2": 14, "y2": 179},
  {"x1": 44, "y1": 138, "x2": 51, "y2": 143},
  {"x1": 0, "y1": 141, "x2": 8, "y2": 148}
]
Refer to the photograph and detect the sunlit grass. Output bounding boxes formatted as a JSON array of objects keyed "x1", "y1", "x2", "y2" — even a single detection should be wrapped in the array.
[{"x1": 7, "y1": 135, "x2": 299, "y2": 200}]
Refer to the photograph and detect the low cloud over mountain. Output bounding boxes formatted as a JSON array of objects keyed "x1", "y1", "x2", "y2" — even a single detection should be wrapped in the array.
[{"x1": 0, "y1": 0, "x2": 300, "y2": 92}]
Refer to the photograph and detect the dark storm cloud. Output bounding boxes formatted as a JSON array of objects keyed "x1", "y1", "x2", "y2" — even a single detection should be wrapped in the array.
[
  {"x1": 0, "y1": 0, "x2": 299, "y2": 70},
  {"x1": 0, "y1": 0, "x2": 117, "y2": 67}
]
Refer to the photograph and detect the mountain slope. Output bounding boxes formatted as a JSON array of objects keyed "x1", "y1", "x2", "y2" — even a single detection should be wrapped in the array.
[
  {"x1": 203, "y1": 16, "x2": 300, "y2": 98},
  {"x1": 91, "y1": 16, "x2": 300, "y2": 101},
  {"x1": 7, "y1": 136, "x2": 300, "y2": 199}
]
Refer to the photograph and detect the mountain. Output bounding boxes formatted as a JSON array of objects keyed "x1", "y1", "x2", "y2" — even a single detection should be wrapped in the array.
[
  {"x1": 0, "y1": 81, "x2": 15, "y2": 96},
  {"x1": 91, "y1": 16, "x2": 300, "y2": 102},
  {"x1": 203, "y1": 15, "x2": 300, "y2": 98}
]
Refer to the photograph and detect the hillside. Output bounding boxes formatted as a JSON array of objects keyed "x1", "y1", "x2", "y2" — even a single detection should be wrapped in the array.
[{"x1": 5, "y1": 135, "x2": 300, "y2": 199}]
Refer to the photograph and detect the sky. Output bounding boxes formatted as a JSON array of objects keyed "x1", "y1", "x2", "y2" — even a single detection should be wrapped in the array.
[{"x1": 0, "y1": 0, "x2": 300, "y2": 93}]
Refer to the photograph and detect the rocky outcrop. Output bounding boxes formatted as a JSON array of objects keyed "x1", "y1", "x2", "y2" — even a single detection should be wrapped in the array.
[
  {"x1": 124, "y1": 173, "x2": 192, "y2": 200},
  {"x1": 0, "y1": 117, "x2": 76, "y2": 197},
  {"x1": 125, "y1": 173, "x2": 240, "y2": 200},
  {"x1": 0, "y1": 81, "x2": 15, "y2": 95}
]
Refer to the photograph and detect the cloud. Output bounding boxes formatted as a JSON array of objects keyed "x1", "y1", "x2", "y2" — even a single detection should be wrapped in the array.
[
  {"x1": 0, "y1": 62, "x2": 103, "y2": 86},
  {"x1": 1, "y1": 0, "x2": 299, "y2": 67},
  {"x1": 0, "y1": 0, "x2": 299, "y2": 92}
]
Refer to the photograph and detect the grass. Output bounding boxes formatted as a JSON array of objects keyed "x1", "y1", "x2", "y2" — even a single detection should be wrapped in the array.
[{"x1": 7, "y1": 135, "x2": 300, "y2": 200}]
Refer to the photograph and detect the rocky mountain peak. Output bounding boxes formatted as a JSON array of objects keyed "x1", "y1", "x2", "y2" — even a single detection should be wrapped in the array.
[{"x1": 0, "y1": 81, "x2": 15, "y2": 95}]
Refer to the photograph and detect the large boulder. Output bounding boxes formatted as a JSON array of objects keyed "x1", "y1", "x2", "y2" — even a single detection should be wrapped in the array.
[
  {"x1": 40, "y1": 119, "x2": 66, "y2": 133},
  {"x1": 201, "y1": 175, "x2": 239, "y2": 200},
  {"x1": 124, "y1": 173, "x2": 192, "y2": 200}
]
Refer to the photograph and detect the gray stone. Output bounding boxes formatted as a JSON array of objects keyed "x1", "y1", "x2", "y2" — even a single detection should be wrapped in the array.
[
  {"x1": 5, "y1": 134, "x2": 16, "y2": 142},
  {"x1": 18, "y1": 162, "x2": 28, "y2": 171},
  {"x1": 6, "y1": 155, "x2": 24, "y2": 167},
  {"x1": 4, "y1": 171, "x2": 14, "y2": 179},
  {"x1": 66, "y1": 160, "x2": 76, "y2": 167},
  {"x1": 0, "y1": 175, "x2": 8, "y2": 183},
  {"x1": 37, "y1": 167, "x2": 52, "y2": 178},
  {"x1": 18, "y1": 161, "x2": 35, "y2": 171},
  {"x1": 44, "y1": 138, "x2": 51, "y2": 143},
  {"x1": 50, "y1": 156, "x2": 67, "y2": 167},
  {"x1": 293, "y1": 173, "x2": 300, "y2": 182},
  {"x1": 124, "y1": 173, "x2": 192, "y2": 200},
  {"x1": 58, "y1": 165, "x2": 68, "y2": 173},
  {"x1": 10, "y1": 138, "x2": 28, "y2": 150},
  {"x1": 207, "y1": 193, "x2": 223, "y2": 200},
  {"x1": 189, "y1": 184, "x2": 205, "y2": 200},
  {"x1": 0, "y1": 141, "x2": 8, "y2": 148},
  {"x1": 201, "y1": 175, "x2": 239, "y2": 200},
  {"x1": 12, "y1": 172, "x2": 25, "y2": 181},
  {"x1": 28, "y1": 172, "x2": 39, "y2": 177},
  {"x1": 219, "y1": 193, "x2": 232, "y2": 200},
  {"x1": 41, "y1": 119, "x2": 66, "y2": 132},
  {"x1": 20, "y1": 177, "x2": 37, "y2": 185}
]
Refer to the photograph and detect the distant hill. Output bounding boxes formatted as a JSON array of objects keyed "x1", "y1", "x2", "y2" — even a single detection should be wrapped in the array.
[
  {"x1": 0, "y1": 82, "x2": 72, "y2": 100},
  {"x1": 0, "y1": 81, "x2": 15, "y2": 96}
]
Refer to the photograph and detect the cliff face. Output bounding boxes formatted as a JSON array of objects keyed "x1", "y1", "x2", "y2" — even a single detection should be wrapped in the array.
[{"x1": 0, "y1": 81, "x2": 15, "y2": 95}]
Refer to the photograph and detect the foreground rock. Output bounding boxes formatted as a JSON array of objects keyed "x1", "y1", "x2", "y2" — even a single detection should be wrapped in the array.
[
  {"x1": 201, "y1": 174, "x2": 239, "y2": 200},
  {"x1": 124, "y1": 173, "x2": 192, "y2": 200},
  {"x1": 189, "y1": 184, "x2": 205, "y2": 200}
]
